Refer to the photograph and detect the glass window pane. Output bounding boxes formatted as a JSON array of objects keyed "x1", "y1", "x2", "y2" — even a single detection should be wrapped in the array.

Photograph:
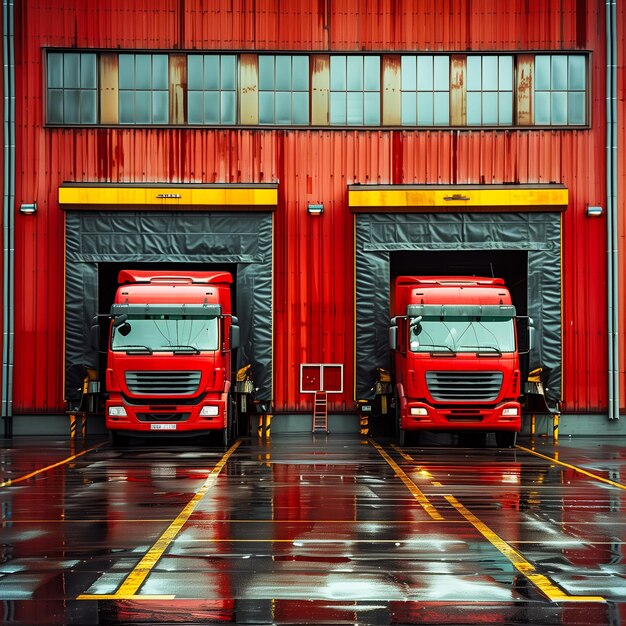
[
  {"x1": 482, "y1": 56, "x2": 498, "y2": 90},
  {"x1": 47, "y1": 90, "x2": 63, "y2": 123},
  {"x1": 153, "y1": 91, "x2": 168, "y2": 123},
  {"x1": 119, "y1": 54, "x2": 135, "y2": 89},
  {"x1": 401, "y1": 91, "x2": 416, "y2": 125},
  {"x1": 64, "y1": 53, "x2": 80, "y2": 88},
  {"x1": 364, "y1": 91, "x2": 380, "y2": 125},
  {"x1": 401, "y1": 56, "x2": 416, "y2": 91},
  {"x1": 482, "y1": 91, "x2": 498, "y2": 124},
  {"x1": 433, "y1": 91, "x2": 449, "y2": 125},
  {"x1": 259, "y1": 91, "x2": 274, "y2": 124},
  {"x1": 330, "y1": 91, "x2": 346, "y2": 124},
  {"x1": 259, "y1": 56, "x2": 275, "y2": 91},
  {"x1": 152, "y1": 55, "x2": 168, "y2": 90},
  {"x1": 292, "y1": 92, "x2": 309, "y2": 124},
  {"x1": 417, "y1": 92, "x2": 433, "y2": 125},
  {"x1": 48, "y1": 53, "x2": 63, "y2": 88},
  {"x1": 204, "y1": 91, "x2": 219, "y2": 124},
  {"x1": 347, "y1": 56, "x2": 363, "y2": 91},
  {"x1": 498, "y1": 91, "x2": 513, "y2": 125},
  {"x1": 275, "y1": 91, "x2": 291, "y2": 124},
  {"x1": 135, "y1": 56, "x2": 151, "y2": 90},
  {"x1": 188, "y1": 56, "x2": 203, "y2": 90},
  {"x1": 135, "y1": 91, "x2": 151, "y2": 123},
  {"x1": 364, "y1": 56, "x2": 380, "y2": 90},
  {"x1": 188, "y1": 91, "x2": 203, "y2": 123},
  {"x1": 467, "y1": 56, "x2": 482, "y2": 91},
  {"x1": 119, "y1": 91, "x2": 135, "y2": 123},
  {"x1": 417, "y1": 56, "x2": 433, "y2": 91},
  {"x1": 204, "y1": 55, "x2": 219, "y2": 90},
  {"x1": 534, "y1": 56, "x2": 550, "y2": 90},
  {"x1": 434, "y1": 56, "x2": 449, "y2": 91},
  {"x1": 63, "y1": 90, "x2": 80, "y2": 123},
  {"x1": 292, "y1": 56, "x2": 309, "y2": 91},
  {"x1": 467, "y1": 91, "x2": 481, "y2": 125},
  {"x1": 80, "y1": 54, "x2": 97, "y2": 88},
  {"x1": 347, "y1": 91, "x2": 363, "y2": 125},
  {"x1": 221, "y1": 55, "x2": 236, "y2": 90},
  {"x1": 551, "y1": 56, "x2": 567, "y2": 90},
  {"x1": 568, "y1": 55, "x2": 586, "y2": 90},
  {"x1": 275, "y1": 56, "x2": 291, "y2": 91},
  {"x1": 534, "y1": 91, "x2": 550, "y2": 124},
  {"x1": 568, "y1": 92, "x2": 585, "y2": 124},
  {"x1": 80, "y1": 90, "x2": 96, "y2": 123},
  {"x1": 330, "y1": 56, "x2": 346, "y2": 90},
  {"x1": 551, "y1": 91, "x2": 567, "y2": 124},
  {"x1": 499, "y1": 56, "x2": 513, "y2": 90},
  {"x1": 221, "y1": 91, "x2": 236, "y2": 124}
]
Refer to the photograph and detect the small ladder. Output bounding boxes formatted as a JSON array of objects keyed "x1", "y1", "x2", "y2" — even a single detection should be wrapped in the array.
[{"x1": 312, "y1": 390, "x2": 328, "y2": 433}]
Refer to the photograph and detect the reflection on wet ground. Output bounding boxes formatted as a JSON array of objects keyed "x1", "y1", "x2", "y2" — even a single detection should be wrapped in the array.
[{"x1": 1, "y1": 433, "x2": 626, "y2": 624}]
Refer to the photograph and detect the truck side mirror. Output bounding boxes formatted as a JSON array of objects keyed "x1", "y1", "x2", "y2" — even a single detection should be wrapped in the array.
[
  {"x1": 90, "y1": 323, "x2": 100, "y2": 351},
  {"x1": 389, "y1": 325, "x2": 397, "y2": 350},
  {"x1": 230, "y1": 324, "x2": 240, "y2": 350},
  {"x1": 528, "y1": 319, "x2": 535, "y2": 351}
]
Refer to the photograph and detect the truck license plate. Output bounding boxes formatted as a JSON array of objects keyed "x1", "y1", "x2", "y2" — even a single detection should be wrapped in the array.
[{"x1": 150, "y1": 423, "x2": 177, "y2": 430}]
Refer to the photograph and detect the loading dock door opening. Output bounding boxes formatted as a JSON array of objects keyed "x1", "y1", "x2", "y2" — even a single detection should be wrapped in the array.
[
  {"x1": 64, "y1": 211, "x2": 273, "y2": 404},
  {"x1": 355, "y1": 212, "x2": 562, "y2": 401}
]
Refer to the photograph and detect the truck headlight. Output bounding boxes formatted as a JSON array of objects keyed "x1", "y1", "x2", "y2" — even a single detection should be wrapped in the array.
[
  {"x1": 200, "y1": 405, "x2": 220, "y2": 417},
  {"x1": 108, "y1": 406, "x2": 127, "y2": 417},
  {"x1": 410, "y1": 407, "x2": 428, "y2": 416},
  {"x1": 502, "y1": 407, "x2": 519, "y2": 416}
]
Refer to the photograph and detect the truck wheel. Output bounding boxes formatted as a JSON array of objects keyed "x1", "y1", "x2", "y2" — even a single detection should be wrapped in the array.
[
  {"x1": 394, "y1": 392, "x2": 406, "y2": 445},
  {"x1": 495, "y1": 431, "x2": 517, "y2": 448},
  {"x1": 222, "y1": 426, "x2": 229, "y2": 447},
  {"x1": 109, "y1": 430, "x2": 127, "y2": 447}
]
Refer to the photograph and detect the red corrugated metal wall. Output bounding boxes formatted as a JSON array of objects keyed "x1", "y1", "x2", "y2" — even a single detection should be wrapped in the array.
[{"x1": 9, "y1": 0, "x2": 616, "y2": 414}]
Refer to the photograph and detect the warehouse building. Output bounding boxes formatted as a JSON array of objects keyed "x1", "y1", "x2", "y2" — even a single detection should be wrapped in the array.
[{"x1": 0, "y1": 0, "x2": 624, "y2": 434}]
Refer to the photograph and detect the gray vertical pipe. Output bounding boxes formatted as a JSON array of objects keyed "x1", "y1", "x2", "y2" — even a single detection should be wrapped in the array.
[
  {"x1": 2, "y1": 0, "x2": 14, "y2": 436},
  {"x1": 606, "y1": 0, "x2": 619, "y2": 420}
]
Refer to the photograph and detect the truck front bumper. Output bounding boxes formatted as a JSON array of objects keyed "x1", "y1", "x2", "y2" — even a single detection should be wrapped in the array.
[
  {"x1": 106, "y1": 398, "x2": 227, "y2": 434},
  {"x1": 401, "y1": 401, "x2": 521, "y2": 432}
]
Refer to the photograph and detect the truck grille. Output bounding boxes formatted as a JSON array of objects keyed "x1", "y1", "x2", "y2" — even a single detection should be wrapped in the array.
[
  {"x1": 426, "y1": 371, "x2": 503, "y2": 402},
  {"x1": 125, "y1": 371, "x2": 201, "y2": 396}
]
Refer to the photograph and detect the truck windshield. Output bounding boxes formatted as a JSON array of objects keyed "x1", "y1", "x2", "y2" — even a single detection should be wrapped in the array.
[
  {"x1": 409, "y1": 316, "x2": 515, "y2": 353},
  {"x1": 111, "y1": 316, "x2": 219, "y2": 352}
]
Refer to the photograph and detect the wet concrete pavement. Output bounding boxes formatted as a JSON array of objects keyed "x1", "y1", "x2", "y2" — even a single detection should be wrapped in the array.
[{"x1": 1, "y1": 432, "x2": 625, "y2": 624}]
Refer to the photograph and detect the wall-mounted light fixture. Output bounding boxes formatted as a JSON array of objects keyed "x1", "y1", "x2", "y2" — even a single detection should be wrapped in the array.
[
  {"x1": 586, "y1": 205, "x2": 603, "y2": 217},
  {"x1": 19, "y1": 202, "x2": 37, "y2": 215},
  {"x1": 307, "y1": 203, "x2": 324, "y2": 216}
]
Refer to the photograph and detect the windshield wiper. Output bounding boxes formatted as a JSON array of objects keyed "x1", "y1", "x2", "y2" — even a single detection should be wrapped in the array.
[
  {"x1": 163, "y1": 345, "x2": 201, "y2": 354},
  {"x1": 121, "y1": 345, "x2": 153, "y2": 354},
  {"x1": 463, "y1": 345, "x2": 502, "y2": 356},
  {"x1": 417, "y1": 343, "x2": 456, "y2": 355}
]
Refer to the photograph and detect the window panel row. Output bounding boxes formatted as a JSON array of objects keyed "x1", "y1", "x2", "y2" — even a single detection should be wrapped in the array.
[{"x1": 45, "y1": 51, "x2": 589, "y2": 128}]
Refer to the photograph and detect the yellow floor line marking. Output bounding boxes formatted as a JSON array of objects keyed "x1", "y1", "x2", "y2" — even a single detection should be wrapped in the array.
[
  {"x1": 369, "y1": 440, "x2": 444, "y2": 521},
  {"x1": 77, "y1": 440, "x2": 241, "y2": 601},
  {"x1": 444, "y1": 494, "x2": 605, "y2": 603},
  {"x1": 0, "y1": 442, "x2": 109, "y2": 488},
  {"x1": 389, "y1": 444, "x2": 605, "y2": 603},
  {"x1": 517, "y1": 445, "x2": 626, "y2": 491}
]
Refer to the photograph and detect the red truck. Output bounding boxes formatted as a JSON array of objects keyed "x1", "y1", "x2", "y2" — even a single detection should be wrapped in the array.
[
  {"x1": 389, "y1": 276, "x2": 532, "y2": 447},
  {"x1": 99, "y1": 270, "x2": 239, "y2": 445}
]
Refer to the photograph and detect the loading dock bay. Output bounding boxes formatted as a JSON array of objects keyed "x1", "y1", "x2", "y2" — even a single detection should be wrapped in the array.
[{"x1": 1, "y1": 431, "x2": 625, "y2": 625}]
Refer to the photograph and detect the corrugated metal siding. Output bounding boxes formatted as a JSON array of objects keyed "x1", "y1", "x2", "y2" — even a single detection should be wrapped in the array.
[{"x1": 10, "y1": 0, "x2": 614, "y2": 414}]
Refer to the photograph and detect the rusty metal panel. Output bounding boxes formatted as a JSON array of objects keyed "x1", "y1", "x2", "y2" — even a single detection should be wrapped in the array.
[
  {"x1": 516, "y1": 54, "x2": 534, "y2": 126},
  {"x1": 239, "y1": 54, "x2": 259, "y2": 125},
  {"x1": 169, "y1": 54, "x2": 187, "y2": 125},
  {"x1": 99, "y1": 54, "x2": 118, "y2": 125},
  {"x1": 382, "y1": 55, "x2": 401, "y2": 126},
  {"x1": 449, "y1": 55, "x2": 466, "y2": 126},
  {"x1": 311, "y1": 55, "x2": 329, "y2": 126}
]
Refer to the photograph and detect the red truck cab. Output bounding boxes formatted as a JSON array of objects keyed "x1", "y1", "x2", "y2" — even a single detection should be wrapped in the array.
[
  {"x1": 104, "y1": 270, "x2": 238, "y2": 445},
  {"x1": 390, "y1": 276, "x2": 528, "y2": 447}
]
